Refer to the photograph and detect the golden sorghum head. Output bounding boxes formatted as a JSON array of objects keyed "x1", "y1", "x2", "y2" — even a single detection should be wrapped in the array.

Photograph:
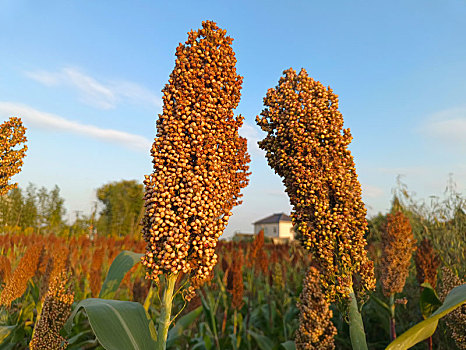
[
  {"x1": 415, "y1": 238, "x2": 441, "y2": 288},
  {"x1": 247, "y1": 230, "x2": 264, "y2": 267},
  {"x1": 0, "y1": 117, "x2": 27, "y2": 196},
  {"x1": 0, "y1": 243, "x2": 44, "y2": 307},
  {"x1": 0, "y1": 255, "x2": 12, "y2": 284},
  {"x1": 295, "y1": 266, "x2": 337, "y2": 350},
  {"x1": 256, "y1": 68, "x2": 375, "y2": 301},
  {"x1": 29, "y1": 269, "x2": 74, "y2": 350},
  {"x1": 439, "y1": 267, "x2": 465, "y2": 350},
  {"x1": 141, "y1": 20, "x2": 250, "y2": 299},
  {"x1": 90, "y1": 246, "x2": 105, "y2": 297},
  {"x1": 226, "y1": 248, "x2": 244, "y2": 309},
  {"x1": 380, "y1": 211, "x2": 416, "y2": 296}
]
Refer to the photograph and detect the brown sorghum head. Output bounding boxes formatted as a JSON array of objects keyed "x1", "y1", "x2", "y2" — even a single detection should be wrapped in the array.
[
  {"x1": 226, "y1": 248, "x2": 244, "y2": 309},
  {"x1": 0, "y1": 117, "x2": 27, "y2": 196},
  {"x1": 415, "y1": 238, "x2": 441, "y2": 288},
  {"x1": 29, "y1": 269, "x2": 74, "y2": 350},
  {"x1": 0, "y1": 255, "x2": 11, "y2": 284},
  {"x1": 0, "y1": 243, "x2": 44, "y2": 307},
  {"x1": 380, "y1": 211, "x2": 416, "y2": 296},
  {"x1": 439, "y1": 267, "x2": 465, "y2": 349},
  {"x1": 141, "y1": 20, "x2": 250, "y2": 299},
  {"x1": 295, "y1": 266, "x2": 337, "y2": 350},
  {"x1": 248, "y1": 230, "x2": 264, "y2": 267},
  {"x1": 90, "y1": 246, "x2": 105, "y2": 297},
  {"x1": 256, "y1": 68, "x2": 375, "y2": 301}
]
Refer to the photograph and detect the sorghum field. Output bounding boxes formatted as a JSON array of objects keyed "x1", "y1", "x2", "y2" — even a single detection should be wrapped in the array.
[{"x1": 1, "y1": 19, "x2": 465, "y2": 350}]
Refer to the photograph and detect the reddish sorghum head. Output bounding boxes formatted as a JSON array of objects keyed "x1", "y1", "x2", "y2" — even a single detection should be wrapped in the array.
[{"x1": 415, "y1": 238, "x2": 441, "y2": 288}]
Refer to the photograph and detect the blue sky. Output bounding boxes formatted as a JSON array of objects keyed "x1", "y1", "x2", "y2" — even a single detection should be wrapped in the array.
[{"x1": 1, "y1": 0, "x2": 465, "y2": 236}]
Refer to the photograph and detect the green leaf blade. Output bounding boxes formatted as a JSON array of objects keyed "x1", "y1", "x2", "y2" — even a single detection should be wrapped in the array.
[
  {"x1": 387, "y1": 283, "x2": 466, "y2": 350},
  {"x1": 99, "y1": 250, "x2": 143, "y2": 299},
  {"x1": 167, "y1": 306, "x2": 202, "y2": 347},
  {"x1": 65, "y1": 298, "x2": 156, "y2": 350}
]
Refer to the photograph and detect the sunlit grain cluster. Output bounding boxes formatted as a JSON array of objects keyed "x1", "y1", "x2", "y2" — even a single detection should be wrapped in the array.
[
  {"x1": 141, "y1": 20, "x2": 250, "y2": 299},
  {"x1": 295, "y1": 266, "x2": 336, "y2": 350},
  {"x1": 0, "y1": 117, "x2": 27, "y2": 196},
  {"x1": 0, "y1": 242, "x2": 44, "y2": 307},
  {"x1": 415, "y1": 238, "x2": 441, "y2": 288},
  {"x1": 440, "y1": 267, "x2": 466, "y2": 349},
  {"x1": 30, "y1": 269, "x2": 74, "y2": 350},
  {"x1": 380, "y1": 211, "x2": 416, "y2": 296},
  {"x1": 256, "y1": 68, "x2": 375, "y2": 300}
]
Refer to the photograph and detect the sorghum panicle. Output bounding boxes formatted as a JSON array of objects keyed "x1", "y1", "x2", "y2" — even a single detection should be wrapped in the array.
[
  {"x1": 0, "y1": 243, "x2": 44, "y2": 307},
  {"x1": 226, "y1": 248, "x2": 244, "y2": 309},
  {"x1": 295, "y1": 266, "x2": 337, "y2": 350},
  {"x1": 0, "y1": 117, "x2": 27, "y2": 196},
  {"x1": 439, "y1": 267, "x2": 465, "y2": 349},
  {"x1": 0, "y1": 255, "x2": 11, "y2": 284},
  {"x1": 29, "y1": 269, "x2": 74, "y2": 350},
  {"x1": 380, "y1": 211, "x2": 416, "y2": 296},
  {"x1": 141, "y1": 20, "x2": 250, "y2": 299},
  {"x1": 90, "y1": 246, "x2": 105, "y2": 297},
  {"x1": 247, "y1": 229, "x2": 264, "y2": 268},
  {"x1": 256, "y1": 68, "x2": 375, "y2": 300},
  {"x1": 415, "y1": 238, "x2": 441, "y2": 288}
]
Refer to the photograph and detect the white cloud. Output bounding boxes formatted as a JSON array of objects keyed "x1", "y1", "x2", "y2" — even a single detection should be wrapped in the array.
[
  {"x1": 377, "y1": 166, "x2": 428, "y2": 177},
  {"x1": 24, "y1": 67, "x2": 162, "y2": 110},
  {"x1": 361, "y1": 184, "x2": 384, "y2": 199},
  {"x1": 0, "y1": 102, "x2": 152, "y2": 151},
  {"x1": 239, "y1": 122, "x2": 265, "y2": 156},
  {"x1": 421, "y1": 107, "x2": 466, "y2": 151}
]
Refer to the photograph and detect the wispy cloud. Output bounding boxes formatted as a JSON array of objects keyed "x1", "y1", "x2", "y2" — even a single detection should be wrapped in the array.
[
  {"x1": 361, "y1": 184, "x2": 384, "y2": 199},
  {"x1": 24, "y1": 67, "x2": 162, "y2": 110},
  {"x1": 0, "y1": 102, "x2": 152, "y2": 151},
  {"x1": 421, "y1": 107, "x2": 466, "y2": 151},
  {"x1": 239, "y1": 122, "x2": 265, "y2": 156},
  {"x1": 377, "y1": 166, "x2": 428, "y2": 177}
]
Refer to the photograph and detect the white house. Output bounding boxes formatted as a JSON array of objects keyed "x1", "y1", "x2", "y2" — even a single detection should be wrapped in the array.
[{"x1": 253, "y1": 213, "x2": 294, "y2": 241}]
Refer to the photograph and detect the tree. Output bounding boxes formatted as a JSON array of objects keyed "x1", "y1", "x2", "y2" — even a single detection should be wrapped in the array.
[
  {"x1": 0, "y1": 183, "x2": 65, "y2": 233},
  {"x1": 96, "y1": 180, "x2": 144, "y2": 237}
]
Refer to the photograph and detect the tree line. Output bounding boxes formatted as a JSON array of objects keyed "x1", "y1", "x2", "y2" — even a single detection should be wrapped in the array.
[{"x1": 0, "y1": 179, "x2": 144, "y2": 238}]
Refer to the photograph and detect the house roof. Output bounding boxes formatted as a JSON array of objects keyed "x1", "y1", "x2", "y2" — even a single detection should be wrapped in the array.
[{"x1": 253, "y1": 213, "x2": 291, "y2": 225}]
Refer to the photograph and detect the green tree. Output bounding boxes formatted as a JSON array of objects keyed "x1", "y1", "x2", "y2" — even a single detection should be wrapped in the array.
[{"x1": 96, "y1": 180, "x2": 144, "y2": 237}]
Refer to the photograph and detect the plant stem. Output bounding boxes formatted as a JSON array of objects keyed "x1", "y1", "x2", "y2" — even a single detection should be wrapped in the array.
[
  {"x1": 348, "y1": 286, "x2": 368, "y2": 350},
  {"x1": 143, "y1": 284, "x2": 155, "y2": 313},
  {"x1": 155, "y1": 274, "x2": 177, "y2": 350},
  {"x1": 389, "y1": 293, "x2": 396, "y2": 340}
]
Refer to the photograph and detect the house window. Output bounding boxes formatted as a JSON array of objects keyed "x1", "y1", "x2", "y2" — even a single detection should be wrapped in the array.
[{"x1": 273, "y1": 227, "x2": 277, "y2": 234}]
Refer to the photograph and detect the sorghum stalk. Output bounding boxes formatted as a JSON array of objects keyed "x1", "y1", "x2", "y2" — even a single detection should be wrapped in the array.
[
  {"x1": 414, "y1": 238, "x2": 440, "y2": 350},
  {"x1": 389, "y1": 293, "x2": 396, "y2": 340},
  {"x1": 154, "y1": 274, "x2": 177, "y2": 350},
  {"x1": 141, "y1": 20, "x2": 249, "y2": 350}
]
